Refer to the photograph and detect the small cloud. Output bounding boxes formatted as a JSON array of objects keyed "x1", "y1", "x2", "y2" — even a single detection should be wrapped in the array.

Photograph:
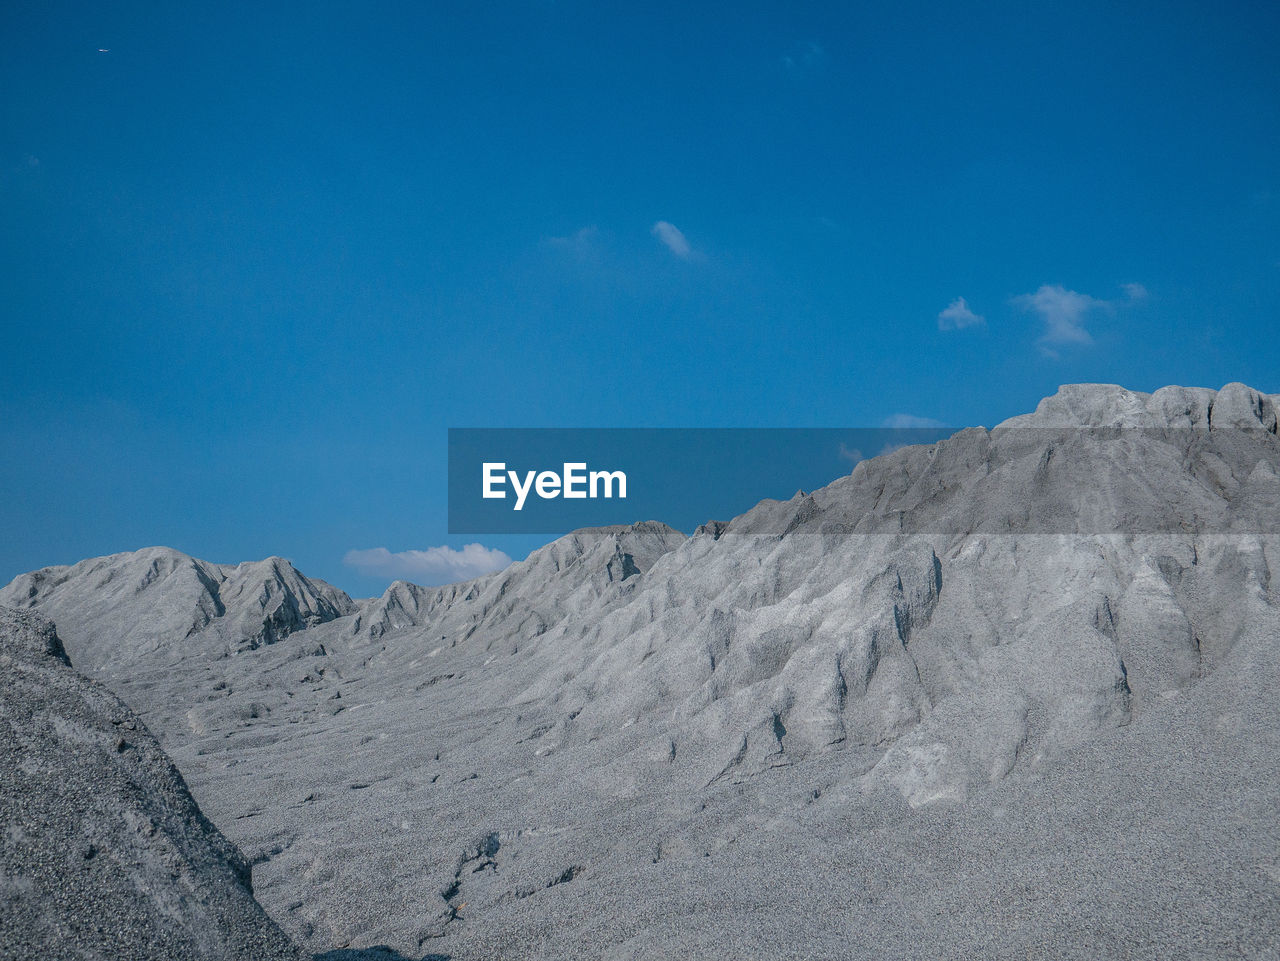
[
  {"x1": 343, "y1": 544, "x2": 512, "y2": 585},
  {"x1": 546, "y1": 225, "x2": 598, "y2": 249},
  {"x1": 24, "y1": 154, "x2": 39, "y2": 168},
  {"x1": 783, "y1": 41, "x2": 825, "y2": 69},
  {"x1": 1013, "y1": 281, "x2": 1148, "y2": 355},
  {"x1": 1012, "y1": 284, "x2": 1103, "y2": 349},
  {"x1": 937, "y1": 297, "x2": 985, "y2": 331},
  {"x1": 651, "y1": 220, "x2": 692, "y2": 259},
  {"x1": 882, "y1": 413, "x2": 947, "y2": 429},
  {"x1": 837, "y1": 442, "x2": 864, "y2": 466}
]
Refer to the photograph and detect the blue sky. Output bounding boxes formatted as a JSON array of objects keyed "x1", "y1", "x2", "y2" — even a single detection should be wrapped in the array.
[{"x1": 2, "y1": 1, "x2": 1278, "y2": 597}]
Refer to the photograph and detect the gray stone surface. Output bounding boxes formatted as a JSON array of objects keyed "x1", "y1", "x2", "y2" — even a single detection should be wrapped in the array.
[
  {"x1": 0, "y1": 606, "x2": 302, "y2": 961},
  {"x1": 3, "y1": 382, "x2": 1280, "y2": 960},
  {"x1": 1, "y1": 548, "x2": 355, "y2": 675}
]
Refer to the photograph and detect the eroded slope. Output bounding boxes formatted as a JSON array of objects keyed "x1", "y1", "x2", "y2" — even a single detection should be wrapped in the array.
[{"x1": 0, "y1": 607, "x2": 302, "y2": 961}]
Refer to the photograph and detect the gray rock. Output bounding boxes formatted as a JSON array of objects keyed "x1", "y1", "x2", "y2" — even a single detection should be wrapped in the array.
[
  {"x1": 0, "y1": 606, "x2": 302, "y2": 960},
  {"x1": 1, "y1": 547, "x2": 355, "y2": 675}
]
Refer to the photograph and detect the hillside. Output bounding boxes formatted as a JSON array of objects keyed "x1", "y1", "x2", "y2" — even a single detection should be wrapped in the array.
[{"x1": 3, "y1": 381, "x2": 1278, "y2": 959}]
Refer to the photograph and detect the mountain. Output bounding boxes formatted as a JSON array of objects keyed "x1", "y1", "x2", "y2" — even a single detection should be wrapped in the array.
[
  {"x1": 1, "y1": 547, "x2": 355, "y2": 675},
  {"x1": 349, "y1": 521, "x2": 685, "y2": 645},
  {"x1": 3, "y1": 382, "x2": 1279, "y2": 960},
  {"x1": 0, "y1": 607, "x2": 302, "y2": 961}
]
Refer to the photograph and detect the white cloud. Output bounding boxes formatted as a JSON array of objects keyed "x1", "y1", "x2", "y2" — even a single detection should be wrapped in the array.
[
  {"x1": 782, "y1": 41, "x2": 825, "y2": 70},
  {"x1": 837, "y1": 442, "x2": 864, "y2": 465},
  {"x1": 875, "y1": 416, "x2": 949, "y2": 457},
  {"x1": 1121, "y1": 282, "x2": 1149, "y2": 302},
  {"x1": 343, "y1": 544, "x2": 512, "y2": 585},
  {"x1": 882, "y1": 413, "x2": 947, "y2": 429},
  {"x1": 546, "y1": 225, "x2": 599, "y2": 249},
  {"x1": 937, "y1": 297, "x2": 985, "y2": 331},
  {"x1": 651, "y1": 220, "x2": 692, "y2": 259},
  {"x1": 1012, "y1": 284, "x2": 1103, "y2": 348}
]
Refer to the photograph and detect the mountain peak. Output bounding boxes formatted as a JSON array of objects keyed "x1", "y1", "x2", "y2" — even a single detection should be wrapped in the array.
[
  {"x1": 999, "y1": 381, "x2": 1277, "y2": 429},
  {"x1": 0, "y1": 548, "x2": 354, "y2": 674}
]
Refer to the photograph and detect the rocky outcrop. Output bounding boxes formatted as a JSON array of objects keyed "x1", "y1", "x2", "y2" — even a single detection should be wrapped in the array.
[
  {"x1": 0, "y1": 547, "x2": 354, "y2": 674},
  {"x1": 0, "y1": 607, "x2": 301, "y2": 960},
  {"x1": 349, "y1": 521, "x2": 686, "y2": 646}
]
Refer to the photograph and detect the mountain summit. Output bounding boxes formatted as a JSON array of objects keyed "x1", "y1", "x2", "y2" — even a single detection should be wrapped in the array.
[{"x1": 2, "y1": 547, "x2": 354, "y2": 674}]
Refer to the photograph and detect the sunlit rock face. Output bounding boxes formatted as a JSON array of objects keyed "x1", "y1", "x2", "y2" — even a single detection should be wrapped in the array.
[{"x1": 1, "y1": 548, "x2": 354, "y2": 674}]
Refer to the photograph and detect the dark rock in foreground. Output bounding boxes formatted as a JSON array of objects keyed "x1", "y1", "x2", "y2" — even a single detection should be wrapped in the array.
[{"x1": 0, "y1": 606, "x2": 302, "y2": 961}]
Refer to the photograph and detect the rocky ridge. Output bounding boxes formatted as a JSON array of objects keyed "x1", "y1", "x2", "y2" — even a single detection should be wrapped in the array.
[
  {"x1": 3, "y1": 381, "x2": 1279, "y2": 959},
  {"x1": 2, "y1": 549, "x2": 355, "y2": 674}
]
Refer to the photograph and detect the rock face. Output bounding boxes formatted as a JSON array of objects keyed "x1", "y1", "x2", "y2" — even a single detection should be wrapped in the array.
[
  {"x1": 0, "y1": 607, "x2": 301, "y2": 961},
  {"x1": 349, "y1": 521, "x2": 686, "y2": 644},
  {"x1": 3, "y1": 382, "x2": 1280, "y2": 960},
  {"x1": 0, "y1": 547, "x2": 355, "y2": 675}
]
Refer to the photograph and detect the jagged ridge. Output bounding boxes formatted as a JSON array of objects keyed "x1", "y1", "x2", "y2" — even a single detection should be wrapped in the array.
[{"x1": 1, "y1": 547, "x2": 355, "y2": 674}]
